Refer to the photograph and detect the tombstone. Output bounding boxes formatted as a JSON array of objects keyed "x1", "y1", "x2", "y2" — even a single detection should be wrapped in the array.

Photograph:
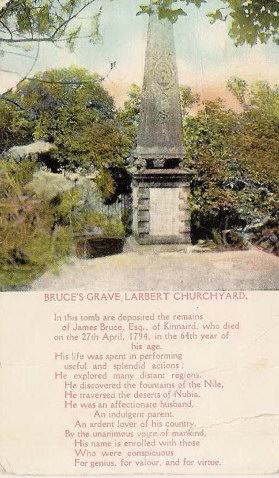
[{"x1": 130, "y1": 7, "x2": 191, "y2": 244}]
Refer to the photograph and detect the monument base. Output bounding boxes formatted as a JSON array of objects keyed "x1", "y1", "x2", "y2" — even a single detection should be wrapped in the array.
[{"x1": 132, "y1": 169, "x2": 191, "y2": 245}]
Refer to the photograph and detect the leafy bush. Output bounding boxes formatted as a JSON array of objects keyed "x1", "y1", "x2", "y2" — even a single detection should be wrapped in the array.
[
  {"x1": 0, "y1": 161, "x2": 125, "y2": 290},
  {"x1": 184, "y1": 80, "x2": 279, "y2": 243},
  {"x1": 3, "y1": 66, "x2": 132, "y2": 200},
  {"x1": 0, "y1": 162, "x2": 73, "y2": 289}
]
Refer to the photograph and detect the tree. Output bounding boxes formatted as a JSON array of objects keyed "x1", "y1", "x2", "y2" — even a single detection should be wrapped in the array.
[
  {"x1": 184, "y1": 99, "x2": 241, "y2": 238},
  {"x1": 2, "y1": 0, "x2": 278, "y2": 50},
  {"x1": 117, "y1": 84, "x2": 141, "y2": 153},
  {"x1": 0, "y1": 100, "x2": 33, "y2": 151},
  {"x1": 138, "y1": 0, "x2": 279, "y2": 46},
  {"x1": 1, "y1": 0, "x2": 277, "y2": 108},
  {"x1": 180, "y1": 85, "x2": 200, "y2": 117},
  {"x1": 3, "y1": 66, "x2": 131, "y2": 198},
  {"x1": 183, "y1": 79, "x2": 279, "y2": 240},
  {"x1": 212, "y1": 0, "x2": 279, "y2": 46},
  {"x1": 0, "y1": 0, "x2": 102, "y2": 101},
  {"x1": 0, "y1": 0, "x2": 100, "y2": 46}
]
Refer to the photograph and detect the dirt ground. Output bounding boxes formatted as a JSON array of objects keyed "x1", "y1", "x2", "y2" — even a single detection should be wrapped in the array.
[{"x1": 32, "y1": 240, "x2": 279, "y2": 290}]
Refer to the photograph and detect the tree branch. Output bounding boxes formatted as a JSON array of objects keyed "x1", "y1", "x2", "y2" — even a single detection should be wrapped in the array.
[
  {"x1": 22, "y1": 1, "x2": 34, "y2": 40},
  {"x1": 0, "y1": 0, "x2": 97, "y2": 45},
  {"x1": 0, "y1": 41, "x2": 40, "y2": 99},
  {"x1": 1, "y1": 50, "x2": 36, "y2": 59},
  {"x1": 0, "y1": 19, "x2": 13, "y2": 39},
  {"x1": 0, "y1": 33, "x2": 92, "y2": 43},
  {"x1": 50, "y1": 0, "x2": 96, "y2": 40}
]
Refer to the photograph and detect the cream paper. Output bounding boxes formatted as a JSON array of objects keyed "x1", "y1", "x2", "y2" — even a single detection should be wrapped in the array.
[
  {"x1": 1, "y1": 0, "x2": 279, "y2": 476},
  {"x1": 0, "y1": 290, "x2": 279, "y2": 475}
]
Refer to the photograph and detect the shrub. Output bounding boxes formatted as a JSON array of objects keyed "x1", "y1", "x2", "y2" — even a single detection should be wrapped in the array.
[{"x1": 0, "y1": 161, "x2": 125, "y2": 289}]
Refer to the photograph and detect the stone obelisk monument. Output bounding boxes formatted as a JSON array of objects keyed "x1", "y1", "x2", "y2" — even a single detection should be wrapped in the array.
[{"x1": 131, "y1": 7, "x2": 191, "y2": 244}]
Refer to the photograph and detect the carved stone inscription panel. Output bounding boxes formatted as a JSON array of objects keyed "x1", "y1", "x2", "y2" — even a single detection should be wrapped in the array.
[{"x1": 149, "y1": 187, "x2": 180, "y2": 236}]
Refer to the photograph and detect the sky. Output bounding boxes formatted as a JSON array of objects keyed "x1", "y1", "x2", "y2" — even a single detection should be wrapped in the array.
[{"x1": 0, "y1": 0, "x2": 278, "y2": 107}]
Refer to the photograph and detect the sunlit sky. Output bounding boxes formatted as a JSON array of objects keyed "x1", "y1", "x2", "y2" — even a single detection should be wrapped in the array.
[{"x1": 0, "y1": 0, "x2": 278, "y2": 106}]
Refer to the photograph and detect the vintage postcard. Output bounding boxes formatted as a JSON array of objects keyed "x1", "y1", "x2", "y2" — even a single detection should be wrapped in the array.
[{"x1": 0, "y1": 0, "x2": 278, "y2": 475}]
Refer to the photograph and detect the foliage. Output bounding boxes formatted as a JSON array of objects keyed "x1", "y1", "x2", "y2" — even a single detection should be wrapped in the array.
[
  {"x1": 72, "y1": 210, "x2": 124, "y2": 237},
  {"x1": 0, "y1": 0, "x2": 99, "y2": 47},
  {"x1": 115, "y1": 79, "x2": 279, "y2": 244},
  {"x1": 0, "y1": 101, "x2": 33, "y2": 152},
  {"x1": 0, "y1": 0, "x2": 103, "y2": 104},
  {"x1": 245, "y1": 217, "x2": 279, "y2": 256},
  {"x1": 227, "y1": 77, "x2": 248, "y2": 106},
  {"x1": 0, "y1": 160, "x2": 71, "y2": 289},
  {"x1": 208, "y1": 0, "x2": 279, "y2": 46},
  {"x1": 0, "y1": 160, "x2": 125, "y2": 290},
  {"x1": 4, "y1": 66, "x2": 130, "y2": 199},
  {"x1": 117, "y1": 84, "x2": 141, "y2": 153},
  {"x1": 184, "y1": 79, "x2": 279, "y2": 241},
  {"x1": 26, "y1": 170, "x2": 75, "y2": 199},
  {"x1": 180, "y1": 85, "x2": 200, "y2": 117},
  {"x1": 2, "y1": 0, "x2": 277, "y2": 51},
  {"x1": 139, "y1": 0, "x2": 279, "y2": 45},
  {"x1": 137, "y1": 0, "x2": 204, "y2": 23}
]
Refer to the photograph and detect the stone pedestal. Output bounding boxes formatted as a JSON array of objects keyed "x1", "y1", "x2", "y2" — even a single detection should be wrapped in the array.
[{"x1": 132, "y1": 169, "x2": 191, "y2": 244}]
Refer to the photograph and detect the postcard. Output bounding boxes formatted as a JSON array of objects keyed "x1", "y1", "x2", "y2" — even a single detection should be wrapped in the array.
[{"x1": 0, "y1": 0, "x2": 278, "y2": 475}]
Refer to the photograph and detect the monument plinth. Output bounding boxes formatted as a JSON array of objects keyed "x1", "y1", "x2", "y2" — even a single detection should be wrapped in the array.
[{"x1": 131, "y1": 8, "x2": 191, "y2": 244}]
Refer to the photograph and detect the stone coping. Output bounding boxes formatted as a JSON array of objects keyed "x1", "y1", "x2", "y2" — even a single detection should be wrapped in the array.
[{"x1": 133, "y1": 168, "x2": 191, "y2": 177}]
